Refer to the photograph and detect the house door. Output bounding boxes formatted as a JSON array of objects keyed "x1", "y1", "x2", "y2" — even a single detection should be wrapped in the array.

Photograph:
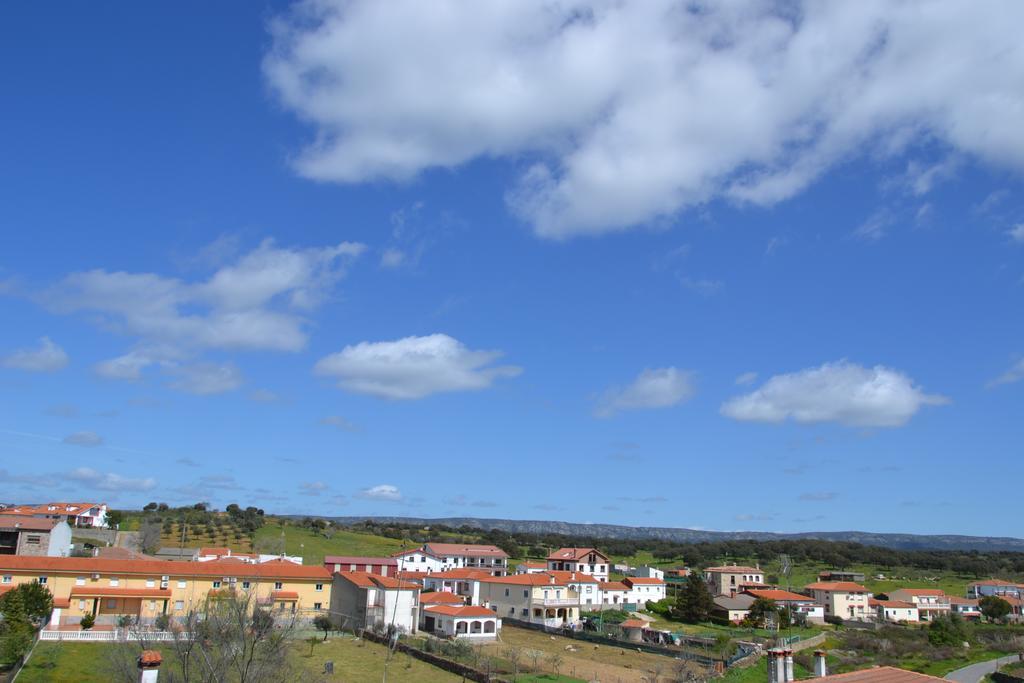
[{"x1": 424, "y1": 616, "x2": 435, "y2": 632}]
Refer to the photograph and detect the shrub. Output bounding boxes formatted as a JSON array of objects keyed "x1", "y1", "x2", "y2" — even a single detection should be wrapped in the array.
[
  {"x1": 154, "y1": 614, "x2": 171, "y2": 631},
  {"x1": 79, "y1": 614, "x2": 95, "y2": 630},
  {"x1": 825, "y1": 615, "x2": 844, "y2": 626}
]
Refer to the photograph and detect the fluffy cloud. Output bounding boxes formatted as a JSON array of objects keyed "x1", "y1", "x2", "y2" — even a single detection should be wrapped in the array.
[
  {"x1": 721, "y1": 360, "x2": 948, "y2": 427},
  {"x1": 168, "y1": 363, "x2": 244, "y2": 395},
  {"x1": 735, "y1": 372, "x2": 758, "y2": 386},
  {"x1": 68, "y1": 467, "x2": 156, "y2": 492},
  {"x1": 989, "y1": 359, "x2": 1024, "y2": 387},
  {"x1": 356, "y1": 484, "x2": 402, "y2": 501},
  {"x1": 2, "y1": 337, "x2": 68, "y2": 372},
  {"x1": 266, "y1": 1, "x2": 1024, "y2": 238},
  {"x1": 315, "y1": 334, "x2": 521, "y2": 399},
  {"x1": 595, "y1": 367, "x2": 694, "y2": 417},
  {"x1": 1008, "y1": 224, "x2": 1024, "y2": 243},
  {"x1": 62, "y1": 431, "x2": 104, "y2": 448},
  {"x1": 46, "y1": 239, "x2": 365, "y2": 384}
]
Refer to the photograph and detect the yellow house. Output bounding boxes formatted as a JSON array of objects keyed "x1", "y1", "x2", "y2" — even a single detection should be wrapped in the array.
[
  {"x1": 0, "y1": 555, "x2": 332, "y2": 628},
  {"x1": 805, "y1": 581, "x2": 872, "y2": 621}
]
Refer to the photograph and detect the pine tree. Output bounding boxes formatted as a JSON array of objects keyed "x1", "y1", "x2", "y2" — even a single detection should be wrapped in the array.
[{"x1": 675, "y1": 574, "x2": 715, "y2": 623}]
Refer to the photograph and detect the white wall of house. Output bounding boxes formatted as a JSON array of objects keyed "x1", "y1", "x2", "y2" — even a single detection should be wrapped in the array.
[
  {"x1": 395, "y1": 551, "x2": 444, "y2": 573},
  {"x1": 421, "y1": 576, "x2": 481, "y2": 605},
  {"x1": 877, "y1": 605, "x2": 919, "y2": 622},
  {"x1": 625, "y1": 582, "x2": 666, "y2": 605},
  {"x1": 364, "y1": 586, "x2": 419, "y2": 634},
  {"x1": 628, "y1": 566, "x2": 665, "y2": 580},
  {"x1": 421, "y1": 610, "x2": 501, "y2": 639}
]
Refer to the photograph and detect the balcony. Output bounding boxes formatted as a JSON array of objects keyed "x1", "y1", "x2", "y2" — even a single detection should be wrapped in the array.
[{"x1": 537, "y1": 598, "x2": 578, "y2": 607}]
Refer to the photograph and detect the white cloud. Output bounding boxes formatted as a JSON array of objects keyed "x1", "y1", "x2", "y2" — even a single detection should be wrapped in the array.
[
  {"x1": 168, "y1": 363, "x2": 244, "y2": 395},
  {"x1": 721, "y1": 360, "x2": 948, "y2": 427},
  {"x1": 595, "y1": 367, "x2": 694, "y2": 418},
  {"x1": 380, "y1": 248, "x2": 406, "y2": 268},
  {"x1": 314, "y1": 333, "x2": 521, "y2": 399},
  {"x1": 319, "y1": 415, "x2": 359, "y2": 432},
  {"x1": 1008, "y1": 224, "x2": 1024, "y2": 243},
  {"x1": 265, "y1": 1, "x2": 1024, "y2": 238},
  {"x1": 735, "y1": 372, "x2": 758, "y2": 386},
  {"x1": 2, "y1": 337, "x2": 68, "y2": 372},
  {"x1": 62, "y1": 431, "x2": 104, "y2": 448},
  {"x1": 68, "y1": 466, "x2": 156, "y2": 492},
  {"x1": 356, "y1": 484, "x2": 402, "y2": 501},
  {"x1": 989, "y1": 359, "x2": 1024, "y2": 387},
  {"x1": 46, "y1": 239, "x2": 365, "y2": 366}
]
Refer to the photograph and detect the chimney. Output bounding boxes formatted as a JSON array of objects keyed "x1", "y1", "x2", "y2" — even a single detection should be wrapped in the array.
[
  {"x1": 814, "y1": 650, "x2": 828, "y2": 678},
  {"x1": 766, "y1": 649, "x2": 778, "y2": 683},
  {"x1": 137, "y1": 650, "x2": 161, "y2": 683},
  {"x1": 774, "y1": 648, "x2": 786, "y2": 683},
  {"x1": 784, "y1": 649, "x2": 794, "y2": 682}
]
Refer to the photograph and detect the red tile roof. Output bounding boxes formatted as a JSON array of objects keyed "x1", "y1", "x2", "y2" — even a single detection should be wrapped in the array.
[
  {"x1": 420, "y1": 591, "x2": 466, "y2": 604},
  {"x1": 546, "y1": 571, "x2": 599, "y2": 584},
  {"x1": 0, "y1": 516, "x2": 62, "y2": 531},
  {"x1": 424, "y1": 569, "x2": 494, "y2": 580},
  {"x1": 745, "y1": 589, "x2": 814, "y2": 602},
  {"x1": 948, "y1": 597, "x2": 979, "y2": 606},
  {"x1": 805, "y1": 581, "x2": 869, "y2": 592},
  {"x1": 705, "y1": 565, "x2": 763, "y2": 574},
  {"x1": 52, "y1": 597, "x2": 71, "y2": 608},
  {"x1": 818, "y1": 666, "x2": 944, "y2": 682},
  {"x1": 599, "y1": 581, "x2": 629, "y2": 591},
  {"x1": 424, "y1": 543, "x2": 509, "y2": 558},
  {"x1": 480, "y1": 573, "x2": 568, "y2": 587},
  {"x1": 423, "y1": 604, "x2": 497, "y2": 618},
  {"x1": 546, "y1": 548, "x2": 607, "y2": 561},
  {"x1": 869, "y1": 599, "x2": 915, "y2": 609},
  {"x1": 138, "y1": 651, "x2": 163, "y2": 666},
  {"x1": 70, "y1": 587, "x2": 172, "y2": 598},
  {"x1": 0, "y1": 555, "x2": 330, "y2": 579},
  {"x1": 396, "y1": 571, "x2": 431, "y2": 581},
  {"x1": 337, "y1": 571, "x2": 420, "y2": 591},
  {"x1": 270, "y1": 590, "x2": 299, "y2": 600},
  {"x1": 624, "y1": 577, "x2": 665, "y2": 586},
  {"x1": 619, "y1": 619, "x2": 648, "y2": 628}
]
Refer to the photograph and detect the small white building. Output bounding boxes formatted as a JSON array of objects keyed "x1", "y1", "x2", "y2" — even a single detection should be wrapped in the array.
[
  {"x1": 331, "y1": 571, "x2": 421, "y2": 634},
  {"x1": 870, "y1": 599, "x2": 919, "y2": 623},
  {"x1": 421, "y1": 569, "x2": 491, "y2": 605},
  {"x1": 516, "y1": 561, "x2": 548, "y2": 574},
  {"x1": 393, "y1": 548, "x2": 445, "y2": 573},
  {"x1": 597, "y1": 581, "x2": 630, "y2": 607},
  {"x1": 627, "y1": 566, "x2": 665, "y2": 580},
  {"x1": 395, "y1": 543, "x2": 509, "y2": 576},
  {"x1": 805, "y1": 582, "x2": 873, "y2": 621},
  {"x1": 546, "y1": 548, "x2": 610, "y2": 582},
  {"x1": 421, "y1": 604, "x2": 501, "y2": 640},
  {"x1": 622, "y1": 577, "x2": 667, "y2": 605}
]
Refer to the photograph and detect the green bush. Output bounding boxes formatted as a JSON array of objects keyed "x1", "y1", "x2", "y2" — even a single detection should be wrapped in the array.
[{"x1": 79, "y1": 614, "x2": 95, "y2": 630}]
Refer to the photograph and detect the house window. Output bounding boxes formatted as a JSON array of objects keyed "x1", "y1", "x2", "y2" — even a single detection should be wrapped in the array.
[
  {"x1": 110, "y1": 578, "x2": 120, "y2": 587},
  {"x1": 419, "y1": 556, "x2": 425, "y2": 563},
  {"x1": 274, "y1": 582, "x2": 283, "y2": 590},
  {"x1": 177, "y1": 580, "x2": 187, "y2": 589},
  {"x1": 175, "y1": 600, "x2": 184, "y2": 611},
  {"x1": 504, "y1": 588, "x2": 510, "y2": 597},
  {"x1": 1, "y1": 576, "x2": 10, "y2": 584},
  {"x1": 242, "y1": 581, "x2": 251, "y2": 589},
  {"x1": 26, "y1": 535, "x2": 41, "y2": 545},
  {"x1": 38, "y1": 576, "x2": 47, "y2": 585},
  {"x1": 523, "y1": 589, "x2": 529, "y2": 598},
  {"x1": 521, "y1": 608, "x2": 528, "y2": 616},
  {"x1": 107, "y1": 599, "x2": 117, "y2": 609},
  {"x1": 149, "y1": 601, "x2": 157, "y2": 610},
  {"x1": 146, "y1": 579, "x2": 155, "y2": 588},
  {"x1": 76, "y1": 577, "x2": 85, "y2": 586},
  {"x1": 314, "y1": 602, "x2": 322, "y2": 610},
  {"x1": 213, "y1": 581, "x2": 222, "y2": 589},
  {"x1": 79, "y1": 600, "x2": 87, "y2": 610},
  {"x1": 315, "y1": 583, "x2": 323, "y2": 592},
  {"x1": 509, "y1": 607, "x2": 515, "y2": 615}
]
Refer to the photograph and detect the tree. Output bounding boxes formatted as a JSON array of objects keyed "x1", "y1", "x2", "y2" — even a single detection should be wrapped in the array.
[
  {"x1": 547, "y1": 652, "x2": 564, "y2": 677},
  {"x1": 80, "y1": 613, "x2": 95, "y2": 630},
  {"x1": 928, "y1": 613, "x2": 968, "y2": 647},
  {"x1": 306, "y1": 635, "x2": 322, "y2": 657},
  {"x1": 980, "y1": 595, "x2": 1012, "y2": 622},
  {"x1": 105, "y1": 509, "x2": 124, "y2": 529},
  {"x1": 143, "y1": 502, "x2": 158, "y2": 512},
  {"x1": 0, "y1": 581, "x2": 54, "y2": 625},
  {"x1": 504, "y1": 646, "x2": 523, "y2": 681},
  {"x1": 314, "y1": 615, "x2": 333, "y2": 641},
  {"x1": 138, "y1": 519, "x2": 162, "y2": 555},
  {"x1": 748, "y1": 597, "x2": 778, "y2": 628},
  {"x1": 675, "y1": 574, "x2": 715, "y2": 623}
]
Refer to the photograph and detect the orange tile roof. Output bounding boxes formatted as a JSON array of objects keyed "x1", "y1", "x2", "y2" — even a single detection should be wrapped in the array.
[
  {"x1": 423, "y1": 604, "x2": 497, "y2": 618},
  {"x1": 705, "y1": 565, "x2": 762, "y2": 573},
  {"x1": 139, "y1": 651, "x2": 162, "y2": 666},
  {"x1": 70, "y1": 587, "x2": 172, "y2": 598},
  {"x1": 424, "y1": 569, "x2": 494, "y2": 580},
  {"x1": 421, "y1": 591, "x2": 466, "y2": 604},
  {"x1": 424, "y1": 543, "x2": 508, "y2": 558},
  {"x1": 869, "y1": 599, "x2": 915, "y2": 608},
  {"x1": 480, "y1": 573, "x2": 568, "y2": 587},
  {"x1": 891, "y1": 588, "x2": 945, "y2": 597},
  {"x1": 547, "y1": 548, "x2": 607, "y2": 561},
  {"x1": 546, "y1": 571, "x2": 598, "y2": 584},
  {"x1": 0, "y1": 555, "x2": 330, "y2": 579},
  {"x1": 805, "y1": 581, "x2": 869, "y2": 592},
  {"x1": 338, "y1": 571, "x2": 420, "y2": 591},
  {"x1": 948, "y1": 597, "x2": 979, "y2": 606},
  {"x1": 52, "y1": 597, "x2": 71, "y2": 608},
  {"x1": 270, "y1": 590, "x2": 299, "y2": 600},
  {"x1": 517, "y1": 561, "x2": 547, "y2": 568},
  {"x1": 624, "y1": 577, "x2": 665, "y2": 586},
  {"x1": 818, "y1": 666, "x2": 944, "y2": 682},
  {"x1": 0, "y1": 516, "x2": 61, "y2": 530},
  {"x1": 745, "y1": 589, "x2": 814, "y2": 602},
  {"x1": 619, "y1": 619, "x2": 649, "y2": 629},
  {"x1": 600, "y1": 581, "x2": 629, "y2": 591},
  {"x1": 199, "y1": 547, "x2": 231, "y2": 556}
]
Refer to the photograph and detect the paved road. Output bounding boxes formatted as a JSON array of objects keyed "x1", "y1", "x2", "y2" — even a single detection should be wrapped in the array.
[{"x1": 945, "y1": 654, "x2": 1021, "y2": 683}]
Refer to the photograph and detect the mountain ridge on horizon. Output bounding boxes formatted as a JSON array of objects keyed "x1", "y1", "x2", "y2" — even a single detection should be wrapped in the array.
[{"x1": 320, "y1": 515, "x2": 1024, "y2": 553}]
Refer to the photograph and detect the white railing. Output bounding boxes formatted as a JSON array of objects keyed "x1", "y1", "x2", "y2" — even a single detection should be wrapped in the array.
[
  {"x1": 41, "y1": 629, "x2": 181, "y2": 642},
  {"x1": 538, "y1": 598, "x2": 578, "y2": 607}
]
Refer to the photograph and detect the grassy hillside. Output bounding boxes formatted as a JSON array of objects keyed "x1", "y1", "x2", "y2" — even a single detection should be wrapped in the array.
[{"x1": 253, "y1": 522, "x2": 408, "y2": 565}]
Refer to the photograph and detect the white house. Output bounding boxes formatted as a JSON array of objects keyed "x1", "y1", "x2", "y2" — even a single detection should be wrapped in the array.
[
  {"x1": 546, "y1": 548, "x2": 610, "y2": 582},
  {"x1": 967, "y1": 580, "x2": 1024, "y2": 600},
  {"x1": 331, "y1": 571, "x2": 421, "y2": 634},
  {"x1": 622, "y1": 577, "x2": 667, "y2": 605},
  {"x1": 393, "y1": 543, "x2": 509, "y2": 576},
  {"x1": 870, "y1": 599, "x2": 919, "y2": 623},
  {"x1": 478, "y1": 573, "x2": 581, "y2": 628},
  {"x1": 627, "y1": 566, "x2": 665, "y2": 580},
  {"x1": 804, "y1": 582, "x2": 873, "y2": 621},
  {"x1": 597, "y1": 581, "x2": 630, "y2": 607},
  {"x1": 421, "y1": 604, "x2": 501, "y2": 640},
  {"x1": 887, "y1": 589, "x2": 950, "y2": 622},
  {"x1": 744, "y1": 589, "x2": 824, "y2": 624},
  {"x1": 393, "y1": 548, "x2": 445, "y2": 573},
  {"x1": 546, "y1": 571, "x2": 600, "y2": 608},
  {"x1": 515, "y1": 561, "x2": 548, "y2": 574},
  {"x1": 0, "y1": 502, "x2": 108, "y2": 528},
  {"x1": 421, "y1": 569, "x2": 492, "y2": 605}
]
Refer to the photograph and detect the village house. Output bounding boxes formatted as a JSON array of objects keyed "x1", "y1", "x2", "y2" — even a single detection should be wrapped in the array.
[
  {"x1": 705, "y1": 564, "x2": 765, "y2": 597},
  {"x1": 393, "y1": 542, "x2": 509, "y2": 576},
  {"x1": 804, "y1": 581, "x2": 873, "y2": 621},
  {"x1": 0, "y1": 502, "x2": 108, "y2": 528},
  {"x1": 622, "y1": 576, "x2": 667, "y2": 605},
  {"x1": 0, "y1": 555, "x2": 331, "y2": 629},
  {"x1": 420, "y1": 604, "x2": 501, "y2": 640},
  {"x1": 713, "y1": 594, "x2": 755, "y2": 623},
  {"x1": 515, "y1": 561, "x2": 548, "y2": 574},
  {"x1": 0, "y1": 517, "x2": 72, "y2": 557},
  {"x1": 869, "y1": 599, "x2": 919, "y2": 623},
  {"x1": 546, "y1": 547, "x2": 610, "y2": 581},
  {"x1": 818, "y1": 570, "x2": 866, "y2": 583},
  {"x1": 421, "y1": 568, "x2": 492, "y2": 605},
  {"x1": 744, "y1": 588, "x2": 825, "y2": 624},
  {"x1": 597, "y1": 580, "x2": 630, "y2": 607},
  {"x1": 324, "y1": 555, "x2": 398, "y2": 576},
  {"x1": 627, "y1": 565, "x2": 665, "y2": 580},
  {"x1": 331, "y1": 571, "x2": 421, "y2": 634},
  {"x1": 478, "y1": 573, "x2": 581, "y2": 627},
  {"x1": 886, "y1": 589, "x2": 950, "y2": 621},
  {"x1": 546, "y1": 570, "x2": 600, "y2": 608},
  {"x1": 967, "y1": 579, "x2": 1024, "y2": 600},
  {"x1": 420, "y1": 591, "x2": 466, "y2": 606},
  {"x1": 948, "y1": 597, "x2": 981, "y2": 620}
]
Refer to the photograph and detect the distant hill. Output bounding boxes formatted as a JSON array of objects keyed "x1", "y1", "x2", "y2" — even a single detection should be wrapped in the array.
[{"x1": 323, "y1": 516, "x2": 1024, "y2": 552}]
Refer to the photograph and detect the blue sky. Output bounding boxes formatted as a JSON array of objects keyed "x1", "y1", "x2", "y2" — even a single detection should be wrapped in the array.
[{"x1": 1, "y1": 1, "x2": 1023, "y2": 536}]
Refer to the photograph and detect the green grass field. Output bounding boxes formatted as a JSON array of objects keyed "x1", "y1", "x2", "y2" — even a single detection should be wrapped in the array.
[{"x1": 253, "y1": 522, "x2": 409, "y2": 565}]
